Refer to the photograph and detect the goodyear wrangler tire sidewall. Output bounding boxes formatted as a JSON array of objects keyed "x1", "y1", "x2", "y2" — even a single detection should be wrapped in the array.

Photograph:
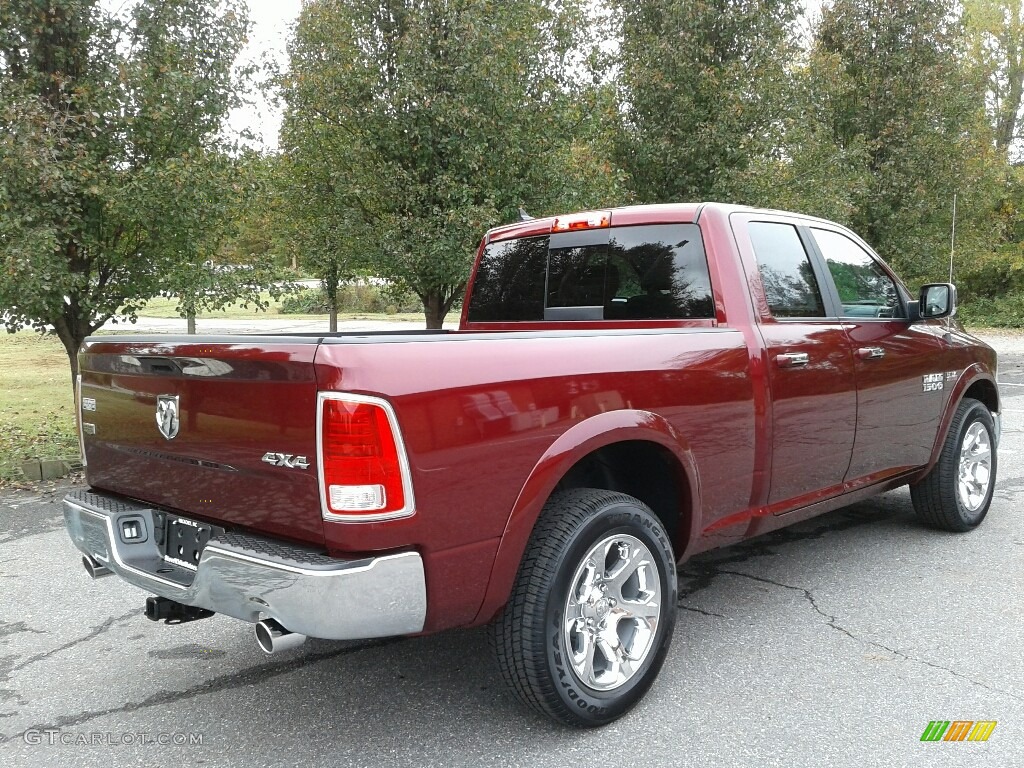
[
  {"x1": 543, "y1": 501, "x2": 677, "y2": 724},
  {"x1": 952, "y1": 402, "x2": 997, "y2": 527}
]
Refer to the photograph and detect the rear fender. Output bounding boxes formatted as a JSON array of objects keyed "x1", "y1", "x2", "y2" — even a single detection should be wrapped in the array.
[{"x1": 470, "y1": 409, "x2": 699, "y2": 626}]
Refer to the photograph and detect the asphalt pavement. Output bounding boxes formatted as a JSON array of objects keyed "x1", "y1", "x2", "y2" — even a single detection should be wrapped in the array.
[{"x1": 0, "y1": 333, "x2": 1021, "y2": 767}]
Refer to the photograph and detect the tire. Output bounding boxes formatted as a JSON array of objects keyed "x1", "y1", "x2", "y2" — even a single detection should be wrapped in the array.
[
  {"x1": 489, "y1": 488, "x2": 677, "y2": 727},
  {"x1": 910, "y1": 397, "x2": 997, "y2": 532}
]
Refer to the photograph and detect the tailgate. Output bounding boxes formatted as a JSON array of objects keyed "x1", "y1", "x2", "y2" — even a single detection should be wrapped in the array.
[{"x1": 78, "y1": 336, "x2": 325, "y2": 546}]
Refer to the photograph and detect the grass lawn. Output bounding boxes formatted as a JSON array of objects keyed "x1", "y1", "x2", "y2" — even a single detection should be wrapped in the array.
[
  {"x1": 131, "y1": 291, "x2": 284, "y2": 319},
  {"x1": 0, "y1": 332, "x2": 79, "y2": 482}
]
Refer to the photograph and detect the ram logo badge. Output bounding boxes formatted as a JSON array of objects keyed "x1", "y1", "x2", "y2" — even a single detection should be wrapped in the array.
[
  {"x1": 155, "y1": 395, "x2": 180, "y2": 440},
  {"x1": 261, "y1": 452, "x2": 310, "y2": 470},
  {"x1": 922, "y1": 373, "x2": 944, "y2": 392}
]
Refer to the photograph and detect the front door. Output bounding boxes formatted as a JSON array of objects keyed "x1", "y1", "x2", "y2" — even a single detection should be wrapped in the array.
[{"x1": 805, "y1": 226, "x2": 945, "y2": 484}]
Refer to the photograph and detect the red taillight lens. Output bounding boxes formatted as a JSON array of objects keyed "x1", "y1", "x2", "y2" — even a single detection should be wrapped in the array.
[
  {"x1": 75, "y1": 373, "x2": 87, "y2": 467},
  {"x1": 319, "y1": 395, "x2": 413, "y2": 521}
]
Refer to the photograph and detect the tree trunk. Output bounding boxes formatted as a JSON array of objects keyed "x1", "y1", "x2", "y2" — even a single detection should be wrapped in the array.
[
  {"x1": 53, "y1": 324, "x2": 83, "y2": 394},
  {"x1": 423, "y1": 292, "x2": 446, "y2": 330},
  {"x1": 187, "y1": 310, "x2": 196, "y2": 335},
  {"x1": 996, "y1": 63, "x2": 1024, "y2": 152},
  {"x1": 322, "y1": 267, "x2": 342, "y2": 333}
]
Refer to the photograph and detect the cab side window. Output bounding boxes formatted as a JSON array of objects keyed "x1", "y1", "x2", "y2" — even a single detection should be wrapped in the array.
[
  {"x1": 748, "y1": 222, "x2": 825, "y2": 318},
  {"x1": 811, "y1": 228, "x2": 904, "y2": 319}
]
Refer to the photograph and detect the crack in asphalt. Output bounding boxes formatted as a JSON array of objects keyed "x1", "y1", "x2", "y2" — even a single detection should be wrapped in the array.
[
  {"x1": 0, "y1": 680, "x2": 30, "y2": 708},
  {"x1": 715, "y1": 568, "x2": 1024, "y2": 704},
  {"x1": 8, "y1": 609, "x2": 139, "y2": 676},
  {"x1": 0, "y1": 519, "x2": 66, "y2": 544},
  {"x1": 678, "y1": 507, "x2": 885, "y2": 600},
  {"x1": 1, "y1": 637, "x2": 403, "y2": 743},
  {"x1": 0, "y1": 610, "x2": 141, "y2": 713},
  {"x1": 677, "y1": 605, "x2": 725, "y2": 619},
  {"x1": 0, "y1": 621, "x2": 46, "y2": 640}
]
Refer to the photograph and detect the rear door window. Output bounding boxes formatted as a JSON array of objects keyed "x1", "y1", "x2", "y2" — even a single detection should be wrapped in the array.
[
  {"x1": 747, "y1": 222, "x2": 826, "y2": 318},
  {"x1": 466, "y1": 223, "x2": 714, "y2": 322}
]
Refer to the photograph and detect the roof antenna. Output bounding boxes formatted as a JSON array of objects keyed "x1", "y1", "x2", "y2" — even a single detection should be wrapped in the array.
[
  {"x1": 949, "y1": 192, "x2": 957, "y2": 284},
  {"x1": 947, "y1": 193, "x2": 957, "y2": 334},
  {"x1": 518, "y1": 207, "x2": 534, "y2": 221}
]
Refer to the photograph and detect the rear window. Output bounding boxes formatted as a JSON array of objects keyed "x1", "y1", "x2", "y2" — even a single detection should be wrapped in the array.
[{"x1": 466, "y1": 223, "x2": 714, "y2": 322}]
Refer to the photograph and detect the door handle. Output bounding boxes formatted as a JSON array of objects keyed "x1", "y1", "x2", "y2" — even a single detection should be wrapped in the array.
[
  {"x1": 857, "y1": 346, "x2": 886, "y2": 360},
  {"x1": 776, "y1": 352, "x2": 810, "y2": 368}
]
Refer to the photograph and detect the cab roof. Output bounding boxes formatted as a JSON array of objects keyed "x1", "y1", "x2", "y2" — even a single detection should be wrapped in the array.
[{"x1": 485, "y1": 203, "x2": 705, "y2": 244}]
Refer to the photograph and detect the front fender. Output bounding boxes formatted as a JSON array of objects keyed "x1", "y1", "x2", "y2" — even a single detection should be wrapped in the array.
[
  {"x1": 921, "y1": 365, "x2": 999, "y2": 477},
  {"x1": 470, "y1": 409, "x2": 698, "y2": 626}
]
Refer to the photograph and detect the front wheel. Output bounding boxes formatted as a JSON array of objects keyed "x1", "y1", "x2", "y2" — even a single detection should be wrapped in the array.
[
  {"x1": 489, "y1": 489, "x2": 677, "y2": 727},
  {"x1": 910, "y1": 397, "x2": 997, "y2": 532}
]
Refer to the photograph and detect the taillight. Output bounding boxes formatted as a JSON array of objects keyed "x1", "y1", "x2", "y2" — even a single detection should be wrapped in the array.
[
  {"x1": 317, "y1": 393, "x2": 415, "y2": 522},
  {"x1": 75, "y1": 373, "x2": 87, "y2": 467}
]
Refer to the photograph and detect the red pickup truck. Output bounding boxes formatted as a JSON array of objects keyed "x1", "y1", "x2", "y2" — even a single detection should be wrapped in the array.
[{"x1": 63, "y1": 203, "x2": 999, "y2": 726}]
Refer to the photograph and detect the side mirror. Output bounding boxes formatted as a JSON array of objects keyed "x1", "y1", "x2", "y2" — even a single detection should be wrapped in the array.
[{"x1": 911, "y1": 283, "x2": 956, "y2": 321}]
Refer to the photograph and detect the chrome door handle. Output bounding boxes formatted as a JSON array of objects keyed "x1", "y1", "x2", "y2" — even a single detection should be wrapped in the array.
[
  {"x1": 857, "y1": 346, "x2": 886, "y2": 360},
  {"x1": 776, "y1": 352, "x2": 810, "y2": 368}
]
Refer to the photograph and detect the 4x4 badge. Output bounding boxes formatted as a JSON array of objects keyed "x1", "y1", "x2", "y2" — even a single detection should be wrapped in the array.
[
  {"x1": 156, "y1": 395, "x2": 180, "y2": 440},
  {"x1": 261, "y1": 452, "x2": 310, "y2": 470}
]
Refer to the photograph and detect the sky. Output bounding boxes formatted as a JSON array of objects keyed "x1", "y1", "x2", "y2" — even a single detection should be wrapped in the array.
[{"x1": 227, "y1": 0, "x2": 304, "y2": 148}]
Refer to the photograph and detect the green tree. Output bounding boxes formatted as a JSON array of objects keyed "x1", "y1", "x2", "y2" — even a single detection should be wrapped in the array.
[
  {"x1": 276, "y1": 103, "x2": 368, "y2": 332},
  {"x1": 219, "y1": 154, "x2": 296, "y2": 272},
  {"x1": 810, "y1": 0, "x2": 1000, "y2": 284},
  {"x1": 279, "y1": 0, "x2": 595, "y2": 329},
  {"x1": 611, "y1": 0, "x2": 802, "y2": 203},
  {"x1": 967, "y1": 0, "x2": 1024, "y2": 154},
  {"x1": 0, "y1": 0, "x2": 251, "y2": 382},
  {"x1": 730, "y1": 50, "x2": 872, "y2": 223}
]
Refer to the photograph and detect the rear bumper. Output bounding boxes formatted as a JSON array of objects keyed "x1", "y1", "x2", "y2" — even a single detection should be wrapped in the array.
[{"x1": 62, "y1": 489, "x2": 426, "y2": 640}]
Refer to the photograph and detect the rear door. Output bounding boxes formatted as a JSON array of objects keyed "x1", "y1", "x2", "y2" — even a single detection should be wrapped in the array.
[
  {"x1": 733, "y1": 215, "x2": 858, "y2": 511},
  {"x1": 79, "y1": 337, "x2": 325, "y2": 545},
  {"x1": 805, "y1": 226, "x2": 945, "y2": 483}
]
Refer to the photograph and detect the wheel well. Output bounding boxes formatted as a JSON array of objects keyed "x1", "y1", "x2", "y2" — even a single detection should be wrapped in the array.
[
  {"x1": 554, "y1": 441, "x2": 691, "y2": 554},
  {"x1": 965, "y1": 379, "x2": 999, "y2": 413}
]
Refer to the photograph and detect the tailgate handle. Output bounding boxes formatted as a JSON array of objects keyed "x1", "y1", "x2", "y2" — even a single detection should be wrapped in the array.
[{"x1": 140, "y1": 357, "x2": 182, "y2": 375}]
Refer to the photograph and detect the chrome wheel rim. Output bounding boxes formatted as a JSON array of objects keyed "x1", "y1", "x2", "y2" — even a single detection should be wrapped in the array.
[
  {"x1": 958, "y1": 421, "x2": 992, "y2": 512},
  {"x1": 562, "y1": 533, "x2": 662, "y2": 691}
]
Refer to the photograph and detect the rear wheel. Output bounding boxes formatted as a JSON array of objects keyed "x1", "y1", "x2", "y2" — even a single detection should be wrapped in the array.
[
  {"x1": 489, "y1": 488, "x2": 677, "y2": 727},
  {"x1": 910, "y1": 397, "x2": 996, "y2": 532}
]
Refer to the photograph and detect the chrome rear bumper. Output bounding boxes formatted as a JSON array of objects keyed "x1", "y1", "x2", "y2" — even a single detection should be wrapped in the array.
[{"x1": 63, "y1": 489, "x2": 426, "y2": 640}]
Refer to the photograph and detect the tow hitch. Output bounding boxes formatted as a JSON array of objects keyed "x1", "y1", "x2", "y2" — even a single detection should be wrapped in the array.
[{"x1": 145, "y1": 596, "x2": 214, "y2": 624}]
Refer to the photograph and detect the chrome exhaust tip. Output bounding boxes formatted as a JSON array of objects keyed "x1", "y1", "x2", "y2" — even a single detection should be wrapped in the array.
[
  {"x1": 82, "y1": 554, "x2": 112, "y2": 579},
  {"x1": 255, "y1": 618, "x2": 307, "y2": 654}
]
